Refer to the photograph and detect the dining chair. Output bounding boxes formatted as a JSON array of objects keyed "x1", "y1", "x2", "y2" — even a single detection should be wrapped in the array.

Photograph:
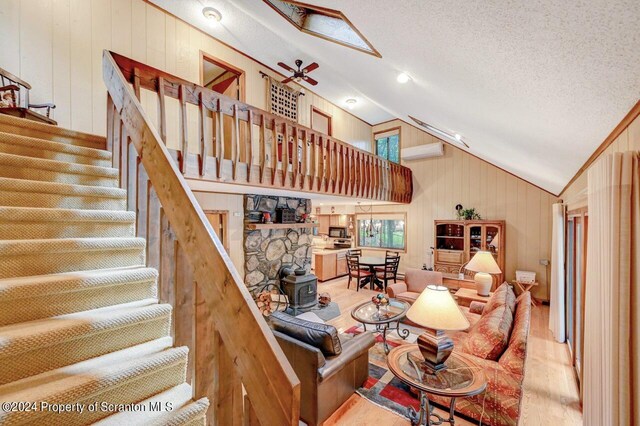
[
  {"x1": 346, "y1": 254, "x2": 371, "y2": 291},
  {"x1": 376, "y1": 255, "x2": 400, "y2": 291},
  {"x1": 375, "y1": 251, "x2": 401, "y2": 272},
  {"x1": 347, "y1": 249, "x2": 362, "y2": 256}
]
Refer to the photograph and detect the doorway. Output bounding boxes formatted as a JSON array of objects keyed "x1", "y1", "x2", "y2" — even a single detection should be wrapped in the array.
[{"x1": 204, "y1": 210, "x2": 229, "y2": 253}]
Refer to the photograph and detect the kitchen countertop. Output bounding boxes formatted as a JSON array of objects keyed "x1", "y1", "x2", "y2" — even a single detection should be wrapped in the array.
[{"x1": 313, "y1": 248, "x2": 352, "y2": 255}]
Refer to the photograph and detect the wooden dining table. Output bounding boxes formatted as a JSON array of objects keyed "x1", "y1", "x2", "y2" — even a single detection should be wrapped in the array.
[{"x1": 357, "y1": 256, "x2": 386, "y2": 290}]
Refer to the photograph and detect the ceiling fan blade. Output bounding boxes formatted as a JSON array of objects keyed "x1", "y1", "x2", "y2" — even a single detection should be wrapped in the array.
[
  {"x1": 303, "y1": 75, "x2": 318, "y2": 86},
  {"x1": 302, "y1": 62, "x2": 319, "y2": 73},
  {"x1": 277, "y1": 62, "x2": 295, "y2": 73},
  {"x1": 280, "y1": 77, "x2": 294, "y2": 84}
]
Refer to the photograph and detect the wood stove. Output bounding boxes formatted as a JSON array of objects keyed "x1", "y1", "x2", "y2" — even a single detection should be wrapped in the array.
[{"x1": 278, "y1": 266, "x2": 318, "y2": 315}]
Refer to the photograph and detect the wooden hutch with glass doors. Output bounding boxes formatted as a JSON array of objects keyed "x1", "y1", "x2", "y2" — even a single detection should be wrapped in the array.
[{"x1": 434, "y1": 220, "x2": 506, "y2": 286}]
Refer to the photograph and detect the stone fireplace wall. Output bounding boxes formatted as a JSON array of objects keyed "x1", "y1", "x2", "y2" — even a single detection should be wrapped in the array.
[{"x1": 243, "y1": 195, "x2": 313, "y2": 293}]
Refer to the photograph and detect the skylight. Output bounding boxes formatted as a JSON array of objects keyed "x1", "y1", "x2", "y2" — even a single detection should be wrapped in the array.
[{"x1": 263, "y1": 0, "x2": 381, "y2": 57}]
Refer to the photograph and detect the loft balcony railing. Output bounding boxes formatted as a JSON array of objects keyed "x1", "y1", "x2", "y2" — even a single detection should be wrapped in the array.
[{"x1": 108, "y1": 51, "x2": 413, "y2": 203}]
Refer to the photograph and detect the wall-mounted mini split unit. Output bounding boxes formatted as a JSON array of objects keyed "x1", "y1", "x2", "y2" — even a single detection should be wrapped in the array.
[{"x1": 401, "y1": 142, "x2": 444, "y2": 161}]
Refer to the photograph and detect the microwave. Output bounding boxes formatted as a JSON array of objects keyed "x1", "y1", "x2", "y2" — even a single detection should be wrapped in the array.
[{"x1": 328, "y1": 226, "x2": 348, "y2": 238}]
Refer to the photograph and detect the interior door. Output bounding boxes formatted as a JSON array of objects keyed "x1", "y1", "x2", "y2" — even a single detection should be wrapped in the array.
[{"x1": 205, "y1": 211, "x2": 229, "y2": 253}]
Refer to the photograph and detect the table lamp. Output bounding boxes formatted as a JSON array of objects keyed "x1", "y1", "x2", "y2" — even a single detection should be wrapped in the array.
[
  {"x1": 465, "y1": 251, "x2": 501, "y2": 296},
  {"x1": 406, "y1": 285, "x2": 470, "y2": 372}
]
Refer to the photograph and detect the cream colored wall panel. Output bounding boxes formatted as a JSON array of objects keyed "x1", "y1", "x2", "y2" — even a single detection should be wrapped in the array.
[
  {"x1": 111, "y1": 0, "x2": 132, "y2": 57},
  {"x1": 130, "y1": 0, "x2": 146, "y2": 62},
  {"x1": 630, "y1": 115, "x2": 640, "y2": 150},
  {"x1": 69, "y1": 0, "x2": 92, "y2": 133},
  {"x1": 52, "y1": 0, "x2": 71, "y2": 128},
  {"x1": 164, "y1": 15, "x2": 176, "y2": 74},
  {"x1": 91, "y1": 0, "x2": 111, "y2": 135},
  {"x1": 145, "y1": 4, "x2": 165, "y2": 69},
  {"x1": 0, "y1": 0, "x2": 21, "y2": 74},
  {"x1": 20, "y1": 0, "x2": 53, "y2": 105}
]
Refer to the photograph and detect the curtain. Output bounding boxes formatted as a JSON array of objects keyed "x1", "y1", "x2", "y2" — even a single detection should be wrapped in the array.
[
  {"x1": 549, "y1": 203, "x2": 565, "y2": 342},
  {"x1": 584, "y1": 151, "x2": 639, "y2": 426}
]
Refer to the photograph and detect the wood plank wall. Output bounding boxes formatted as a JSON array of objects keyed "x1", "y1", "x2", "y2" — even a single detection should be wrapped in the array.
[
  {"x1": 561, "y1": 113, "x2": 640, "y2": 210},
  {"x1": 0, "y1": 0, "x2": 372, "y2": 149},
  {"x1": 367, "y1": 120, "x2": 557, "y2": 301}
]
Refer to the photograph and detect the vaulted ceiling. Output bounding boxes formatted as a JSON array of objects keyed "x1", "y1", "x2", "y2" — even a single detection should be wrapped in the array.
[{"x1": 150, "y1": 0, "x2": 640, "y2": 194}]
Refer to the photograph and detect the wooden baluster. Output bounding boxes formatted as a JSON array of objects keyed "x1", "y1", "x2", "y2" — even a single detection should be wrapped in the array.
[
  {"x1": 336, "y1": 144, "x2": 342, "y2": 194},
  {"x1": 157, "y1": 77, "x2": 167, "y2": 143},
  {"x1": 195, "y1": 281, "x2": 215, "y2": 425},
  {"x1": 374, "y1": 158, "x2": 380, "y2": 199},
  {"x1": 271, "y1": 119, "x2": 278, "y2": 186},
  {"x1": 147, "y1": 184, "x2": 161, "y2": 271},
  {"x1": 243, "y1": 395, "x2": 260, "y2": 426},
  {"x1": 309, "y1": 133, "x2": 317, "y2": 192},
  {"x1": 120, "y1": 127, "x2": 129, "y2": 192},
  {"x1": 174, "y1": 243, "x2": 195, "y2": 383},
  {"x1": 340, "y1": 145, "x2": 346, "y2": 195},
  {"x1": 247, "y1": 110, "x2": 254, "y2": 183},
  {"x1": 136, "y1": 162, "x2": 149, "y2": 243},
  {"x1": 345, "y1": 147, "x2": 351, "y2": 196},
  {"x1": 112, "y1": 118, "x2": 121, "y2": 170},
  {"x1": 127, "y1": 140, "x2": 137, "y2": 212},
  {"x1": 211, "y1": 332, "x2": 243, "y2": 425},
  {"x1": 332, "y1": 142, "x2": 338, "y2": 194},
  {"x1": 259, "y1": 115, "x2": 266, "y2": 184},
  {"x1": 291, "y1": 126, "x2": 299, "y2": 188},
  {"x1": 291, "y1": 126, "x2": 298, "y2": 188},
  {"x1": 132, "y1": 67, "x2": 141, "y2": 100},
  {"x1": 199, "y1": 93, "x2": 207, "y2": 177},
  {"x1": 232, "y1": 104, "x2": 240, "y2": 181},
  {"x1": 316, "y1": 135, "x2": 324, "y2": 191},
  {"x1": 178, "y1": 84, "x2": 188, "y2": 174},
  {"x1": 106, "y1": 96, "x2": 114, "y2": 152},
  {"x1": 159, "y1": 212, "x2": 177, "y2": 333},
  {"x1": 282, "y1": 123, "x2": 289, "y2": 187},
  {"x1": 216, "y1": 98, "x2": 225, "y2": 179},
  {"x1": 353, "y1": 151, "x2": 359, "y2": 197},
  {"x1": 325, "y1": 137, "x2": 331, "y2": 193},
  {"x1": 300, "y1": 129, "x2": 308, "y2": 189}
]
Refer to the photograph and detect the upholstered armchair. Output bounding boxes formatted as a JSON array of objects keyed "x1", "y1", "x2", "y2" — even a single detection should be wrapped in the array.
[
  {"x1": 386, "y1": 268, "x2": 443, "y2": 303},
  {"x1": 269, "y1": 311, "x2": 375, "y2": 426}
]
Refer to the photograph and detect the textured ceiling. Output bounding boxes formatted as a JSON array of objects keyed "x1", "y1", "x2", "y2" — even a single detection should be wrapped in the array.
[{"x1": 150, "y1": 0, "x2": 640, "y2": 194}]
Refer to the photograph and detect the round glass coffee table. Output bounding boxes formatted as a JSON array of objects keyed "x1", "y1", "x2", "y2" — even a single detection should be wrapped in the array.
[
  {"x1": 351, "y1": 298, "x2": 411, "y2": 354},
  {"x1": 387, "y1": 345, "x2": 487, "y2": 425}
]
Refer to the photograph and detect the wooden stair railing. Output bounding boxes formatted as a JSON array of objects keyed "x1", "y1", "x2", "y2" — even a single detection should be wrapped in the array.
[
  {"x1": 103, "y1": 50, "x2": 300, "y2": 426},
  {"x1": 107, "y1": 51, "x2": 413, "y2": 203}
]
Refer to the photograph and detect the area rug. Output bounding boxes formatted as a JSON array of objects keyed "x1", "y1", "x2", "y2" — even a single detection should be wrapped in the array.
[
  {"x1": 308, "y1": 301, "x2": 340, "y2": 321},
  {"x1": 344, "y1": 325, "x2": 422, "y2": 420}
]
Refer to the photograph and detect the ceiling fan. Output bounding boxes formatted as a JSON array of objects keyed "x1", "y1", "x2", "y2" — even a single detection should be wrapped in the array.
[{"x1": 277, "y1": 59, "x2": 319, "y2": 86}]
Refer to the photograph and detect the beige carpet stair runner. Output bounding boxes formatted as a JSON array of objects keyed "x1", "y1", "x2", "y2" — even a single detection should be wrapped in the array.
[{"x1": 0, "y1": 116, "x2": 208, "y2": 425}]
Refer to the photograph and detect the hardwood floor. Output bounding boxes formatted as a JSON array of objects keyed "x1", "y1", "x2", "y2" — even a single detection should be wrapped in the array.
[{"x1": 317, "y1": 276, "x2": 583, "y2": 425}]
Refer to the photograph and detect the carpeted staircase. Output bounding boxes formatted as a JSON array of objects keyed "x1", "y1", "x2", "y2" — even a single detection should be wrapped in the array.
[{"x1": 0, "y1": 117, "x2": 209, "y2": 425}]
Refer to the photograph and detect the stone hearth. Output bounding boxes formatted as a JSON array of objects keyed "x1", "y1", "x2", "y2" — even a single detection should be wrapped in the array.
[{"x1": 243, "y1": 195, "x2": 312, "y2": 293}]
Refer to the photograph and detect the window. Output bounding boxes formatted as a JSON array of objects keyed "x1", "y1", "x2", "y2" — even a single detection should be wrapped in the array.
[
  {"x1": 374, "y1": 128, "x2": 400, "y2": 163},
  {"x1": 356, "y1": 213, "x2": 406, "y2": 250}
]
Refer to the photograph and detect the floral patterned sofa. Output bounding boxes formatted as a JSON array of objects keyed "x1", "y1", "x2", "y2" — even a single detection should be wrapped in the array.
[{"x1": 430, "y1": 283, "x2": 532, "y2": 426}]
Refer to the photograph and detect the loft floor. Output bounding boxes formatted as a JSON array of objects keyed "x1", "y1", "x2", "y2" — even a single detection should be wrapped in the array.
[{"x1": 314, "y1": 277, "x2": 583, "y2": 426}]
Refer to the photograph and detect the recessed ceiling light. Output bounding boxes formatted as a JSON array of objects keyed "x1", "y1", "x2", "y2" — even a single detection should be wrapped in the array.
[
  {"x1": 397, "y1": 72, "x2": 411, "y2": 84},
  {"x1": 345, "y1": 98, "x2": 357, "y2": 109},
  {"x1": 202, "y1": 7, "x2": 222, "y2": 23}
]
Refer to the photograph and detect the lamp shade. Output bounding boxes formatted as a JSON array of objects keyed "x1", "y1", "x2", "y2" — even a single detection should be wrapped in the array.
[
  {"x1": 465, "y1": 251, "x2": 502, "y2": 274},
  {"x1": 406, "y1": 285, "x2": 470, "y2": 331}
]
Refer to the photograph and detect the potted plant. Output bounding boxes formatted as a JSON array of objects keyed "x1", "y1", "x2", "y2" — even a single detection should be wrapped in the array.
[{"x1": 456, "y1": 206, "x2": 482, "y2": 220}]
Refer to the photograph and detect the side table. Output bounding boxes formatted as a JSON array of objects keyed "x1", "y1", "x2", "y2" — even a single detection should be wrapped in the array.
[
  {"x1": 512, "y1": 280, "x2": 539, "y2": 306},
  {"x1": 454, "y1": 288, "x2": 492, "y2": 307},
  {"x1": 387, "y1": 345, "x2": 487, "y2": 425}
]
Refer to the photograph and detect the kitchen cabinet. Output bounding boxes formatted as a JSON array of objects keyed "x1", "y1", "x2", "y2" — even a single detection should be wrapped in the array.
[
  {"x1": 314, "y1": 250, "x2": 349, "y2": 281},
  {"x1": 315, "y1": 214, "x2": 355, "y2": 235}
]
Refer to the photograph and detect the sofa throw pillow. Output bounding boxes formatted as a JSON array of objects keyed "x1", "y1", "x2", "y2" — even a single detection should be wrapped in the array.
[
  {"x1": 463, "y1": 304, "x2": 513, "y2": 361},
  {"x1": 269, "y1": 311, "x2": 342, "y2": 356},
  {"x1": 482, "y1": 282, "x2": 516, "y2": 315}
]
